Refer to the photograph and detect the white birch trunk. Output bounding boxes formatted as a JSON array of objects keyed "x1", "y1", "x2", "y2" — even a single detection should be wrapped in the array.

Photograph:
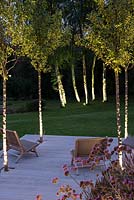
[
  {"x1": 115, "y1": 71, "x2": 122, "y2": 169},
  {"x1": 91, "y1": 55, "x2": 96, "y2": 101},
  {"x1": 2, "y1": 77, "x2": 8, "y2": 171},
  {"x1": 38, "y1": 71, "x2": 44, "y2": 142},
  {"x1": 71, "y1": 63, "x2": 80, "y2": 102},
  {"x1": 124, "y1": 68, "x2": 128, "y2": 138},
  {"x1": 102, "y1": 63, "x2": 107, "y2": 102},
  {"x1": 82, "y1": 54, "x2": 88, "y2": 105},
  {"x1": 55, "y1": 65, "x2": 66, "y2": 107},
  {"x1": 61, "y1": 85, "x2": 66, "y2": 105}
]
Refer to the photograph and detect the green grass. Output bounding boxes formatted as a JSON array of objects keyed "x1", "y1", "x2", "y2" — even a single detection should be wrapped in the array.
[{"x1": 0, "y1": 97, "x2": 134, "y2": 138}]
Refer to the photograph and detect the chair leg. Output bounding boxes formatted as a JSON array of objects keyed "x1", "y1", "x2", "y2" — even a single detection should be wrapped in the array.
[
  {"x1": 76, "y1": 168, "x2": 80, "y2": 176},
  {"x1": 73, "y1": 165, "x2": 79, "y2": 176},
  {"x1": 15, "y1": 154, "x2": 23, "y2": 163},
  {"x1": 0, "y1": 147, "x2": 9, "y2": 158},
  {"x1": 71, "y1": 157, "x2": 74, "y2": 166},
  {"x1": 0, "y1": 152, "x2": 3, "y2": 158},
  {"x1": 31, "y1": 148, "x2": 39, "y2": 157},
  {"x1": 34, "y1": 150, "x2": 39, "y2": 157}
]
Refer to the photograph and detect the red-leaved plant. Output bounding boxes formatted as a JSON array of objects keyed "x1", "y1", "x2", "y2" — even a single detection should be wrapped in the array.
[
  {"x1": 52, "y1": 138, "x2": 134, "y2": 200},
  {"x1": 37, "y1": 138, "x2": 134, "y2": 200}
]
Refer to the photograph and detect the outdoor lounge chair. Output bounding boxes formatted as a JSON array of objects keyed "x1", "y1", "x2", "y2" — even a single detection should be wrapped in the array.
[
  {"x1": 0, "y1": 128, "x2": 41, "y2": 163},
  {"x1": 71, "y1": 137, "x2": 107, "y2": 172}
]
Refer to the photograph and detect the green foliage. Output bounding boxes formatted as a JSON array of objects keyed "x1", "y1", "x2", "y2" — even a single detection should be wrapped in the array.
[
  {"x1": 82, "y1": 0, "x2": 134, "y2": 71},
  {"x1": 21, "y1": 0, "x2": 70, "y2": 72},
  {"x1": 0, "y1": 0, "x2": 27, "y2": 79}
]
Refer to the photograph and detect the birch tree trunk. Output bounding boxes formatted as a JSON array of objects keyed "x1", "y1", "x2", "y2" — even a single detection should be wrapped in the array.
[
  {"x1": 115, "y1": 71, "x2": 122, "y2": 168},
  {"x1": 61, "y1": 85, "x2": 66, "y2": 106},
  {"x1": 82, "y1": 54, "x2": 88, "y2": 105},
  {"x1": 91, "y1": 55, "x2": 96, "y2": 101},
  {"x1": 124, "y1": 68, "x2": 128, "y2": 138},
  {"x1": 2, "y1": 76, "x2": 8, "y2": 171},
  {"x1": 102, "y1": 63, "x2": 107, "y2": 102},
  {"x1": 38, "y1": 71, "x2": 44, "y2": 142},
  {"x1": 71, "y1": 63, "x2": 80, "y2": 102},
  {"x1": 55, "y1": 64, "x2": 66, "y2": 107}
]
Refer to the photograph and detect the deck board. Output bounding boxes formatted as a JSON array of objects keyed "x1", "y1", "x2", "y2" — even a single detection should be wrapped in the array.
[{"x1": 0, "y1": 135, "x2": 118, "y2": 200}]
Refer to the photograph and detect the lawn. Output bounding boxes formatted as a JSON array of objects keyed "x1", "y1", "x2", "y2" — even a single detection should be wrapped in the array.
[{"x1": 0, "y1": 96, "x2": 133, "y2": 138}]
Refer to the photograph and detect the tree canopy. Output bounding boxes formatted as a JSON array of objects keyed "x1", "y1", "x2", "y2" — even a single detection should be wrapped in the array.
[{"x1": 83, "y1": 0, "x2": 134, "y2": 71}]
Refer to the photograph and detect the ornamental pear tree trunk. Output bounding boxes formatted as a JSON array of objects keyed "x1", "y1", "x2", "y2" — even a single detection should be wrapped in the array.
[
  {"x1": 115, "y1": 70, "x2": 122, "y2": 168},
  {"x1": 38, "y1": 71, "x2": 44, "y2": 142},
  {"x1": 71, "y1": 63, "x2": 80, "y2": 102},
  {"x1": 82, "y1": 53, "x2": 88, "y2": 105},
  {"x1": 91, "y1": 55, "x2": 96, "y2": 101},
  {"x1": 55, "y1": 64, "x2": 66, "y2": 107},
  {"x1": 2, "y1": 76, "x2": 8, "y2": 171},
  {"x1": 124, "y1": 68, "x2": 128, "y2": 138},
  {"x1": 102, "y1": 63, "x2": 107, "y2": 102}
]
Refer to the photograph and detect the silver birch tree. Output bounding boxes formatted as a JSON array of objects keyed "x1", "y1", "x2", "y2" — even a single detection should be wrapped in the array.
[
  {"x1": 21, "y1": 0, "x2": 68, "y2": 141},
  {"x1": 124, "y1": 67, "x2": 128, "y2": 138},
  {"x1": 82, "y1": 53, "x2": 88, "y2": 105},
  {"x1": 102, "y1": 63, "x2": 107, "y2": 102},
  {"x1": 55, "y1": 64, "x2": 66, "y2": 107},
  {"x1": 83, "y1": 0, "x2": 134, "y2": 167},
  {"x1": 0, "y1": 0, "x2": 27, "y2": 171},
  {"x1": 91, "y1": 55, "x2": 96, "y2": 101},
  {"x1": 71, "y1": 63, "x2": 80, "y2": 102}
]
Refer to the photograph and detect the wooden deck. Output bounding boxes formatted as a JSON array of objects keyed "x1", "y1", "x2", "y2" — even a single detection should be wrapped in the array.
[{"x1": 0, "y1": 135, "x2": 118, "y2": 200}]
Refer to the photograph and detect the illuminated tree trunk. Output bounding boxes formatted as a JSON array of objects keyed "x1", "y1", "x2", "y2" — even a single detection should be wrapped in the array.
[
  {"x1": 102, "y1": 63, "x2": 107, "y2": 102},
  {"x1": 55, "y1": 64, "x2": 66, "y2": 107},
  {"x1": 124, "y1": 68, "x2": 128, "y2": 138},
  {"x1": 91, "y1": 55, "x2": 96, "y2": 101},
  {"x1": 71, "y1": 63, "x2": 80, "y2": 102},
  {"x1": 82, "y1": 54, "x2": 88, "y2": 105},
  {"x1": 38, "y1": 71, "x2": 44, "y2": 142},
  {"x1": 61, "y1": 85, "x2": 66, "y2": 106},
  {"x1": 115, "y1": 71, "x2": 122, "y2": 168},
  {"x1": 2, "y1": 76, "x2": 8, "y2": 171}
]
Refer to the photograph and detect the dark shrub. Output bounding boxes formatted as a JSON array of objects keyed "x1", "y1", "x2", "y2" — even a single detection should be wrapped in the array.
[{"x1": 25, "y1": 99, "x2": 46, "y2": 112}]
